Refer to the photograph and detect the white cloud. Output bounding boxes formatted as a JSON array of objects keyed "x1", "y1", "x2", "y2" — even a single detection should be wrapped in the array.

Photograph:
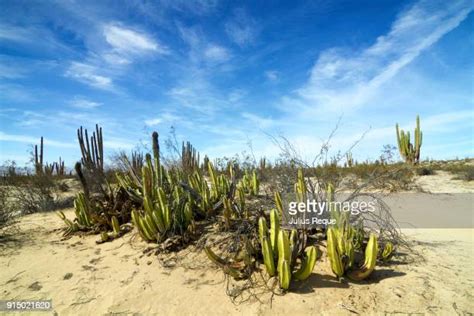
[
  {"x1": 102, "y1": 53, "x2": 131, "y2": 65},
  {"x1": 144, "y1": 118, "x2": 162, "y2": 126},
  {"x1": 296, "y1": 0, "x2": 473, "y2": 113},
  {"x1": 225, "y1": 8, "x2": 258, "y2": 46},
  {"x1": 204, "y1": 44, "x2": 230, "y2": 62},
  {"x1": 145, "y1": 113, "x2": 181, "y2": 126},
  {"x1": 0, "y1": 64, "x2": 27, "y2": 79},
  {"x1": 0, "y1": 25, "x2": 30, "y2": 42},
  {"x1": 265, "y1": 70, "x2": 279, "y2": 82},
  {"x1": 65, "y1": 62, "x2": 113, "y2": 90},
  {"x1": 103, "y1": 24, "x2": 168, "y2": 56},
  {"x1": 70, "y1": 98, "x2": 102, "y2": 109},
  {"x1": 241, "y1": 112, "x2": 277, "y2": 129},
  {"x1": 104, "y1": 139, "x2": 135, "y2": 150},
  {"x1": 228, "y1": 89, "x2": 246, "y2": 103},
  {"x1": 0, "y1": 131, "x2": 75, "y2": 148}
]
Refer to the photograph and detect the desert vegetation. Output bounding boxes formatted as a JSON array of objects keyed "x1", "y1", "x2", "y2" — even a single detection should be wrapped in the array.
[{"x1": 1, "y1": 116, "x2": 472, "y2": 307}]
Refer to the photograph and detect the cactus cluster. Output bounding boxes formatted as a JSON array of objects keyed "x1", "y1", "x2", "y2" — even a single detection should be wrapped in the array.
[
  {"x1": 396, "y1": 115, "x2": 422, "y2": 164},
  {"x1": 325, "y1": 183, "x2": 380, "y2": 281},
  {"x1": 77, "y1": 124, "x2": 104, "y2": 173},
  {"x1": 119, "y1": 132, "x2": 236, "y2": 242},
  {"x1": 327, "y1": 225, "x2": 378, "y2": 281},
  {"x1": 259, "y1": 209, "x2": 317, "y2": 290},
  {"x1": 181, "y1": 141, "x2": 200, "y2": 173},
  {"x1": 130, "y1": 155, "x2": 194, "y2": 241},
  {"x1": 294, "y1": 168, "x2": 306, "y2": 203},
  {"x1": 208, "y1": 162, "x2": 231, "y2": 200},
  {"x1": 259, "y1": 157, "x2": 266, "y2": 170},
  {"x1": 239, "y1": 170, "x2": 259, "y2": 196},
  {"x1": 34, "y1": 137, "x2": 66, "y2": 176},
  {"x1": 345, "y1": 152, "x2": 354, "y2": 168}
]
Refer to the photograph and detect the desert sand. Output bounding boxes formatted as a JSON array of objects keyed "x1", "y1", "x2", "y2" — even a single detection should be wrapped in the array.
[{"x1": 1, "y1": 189, "x2": 473, "y2": 316}]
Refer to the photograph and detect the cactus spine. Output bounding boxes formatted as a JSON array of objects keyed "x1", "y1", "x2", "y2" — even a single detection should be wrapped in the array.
[{"x1": 396, "y1": 115, "x2": 422, "y2": 164}]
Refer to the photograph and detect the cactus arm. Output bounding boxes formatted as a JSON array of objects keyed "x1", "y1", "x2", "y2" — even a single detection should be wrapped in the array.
[{"x1": 293, "y1": 246, "x2": 318, "y2": 281}]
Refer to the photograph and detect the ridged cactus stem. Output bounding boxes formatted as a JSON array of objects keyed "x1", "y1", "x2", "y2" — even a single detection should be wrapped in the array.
[
  {"x1": 152, "y1": 132, "x2": 162, "y2": 186},
  {"x1": 396, "y1": 115, "x2": 422, "y2": 164}
]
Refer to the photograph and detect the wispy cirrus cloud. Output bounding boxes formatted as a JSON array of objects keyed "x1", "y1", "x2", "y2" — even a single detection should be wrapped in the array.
[
  {"x1": 0, "y1": 131, "x2": 75, "y2": 148},
  {"x1": 225, "y1": 8, "x2": 258, "y2": 47},
  {"x1": 103, "y1": 24, "x2": 168, "y2": 64},
  {"x1": 204, "y1": 44, "x2": 231, "y2": 63},
  {"x1": 70, "y1": 97, "x2": 102, "y2": 109},
  {"x1": 144, "y1": 113, "x2": 181, "y2": 127},
  {"x1": 294, "y1": 0, "x2": 473, "y2": 114},
  {"x1": 65, "y1": 62, "x2": 113, "y2": 90},
  {"x1": 65, "y1": 23, "x2": 168, "y2": 89},
  {"x1": 265, "y1": 70, "x2": 279, "y2": 82}
]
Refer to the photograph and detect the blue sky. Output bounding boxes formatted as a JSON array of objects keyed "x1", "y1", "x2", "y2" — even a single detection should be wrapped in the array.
[{"x1": 0, "y1": 0, "x2": 473, "y2": 168}]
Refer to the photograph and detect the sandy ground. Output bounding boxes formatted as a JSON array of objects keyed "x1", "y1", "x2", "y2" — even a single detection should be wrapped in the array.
[
  {"x1": 415, "y1": 171, "x2": 474, "y2": 193},
  {"x1": 1, "y1": 205, "x2": 473, "y2": 315}
]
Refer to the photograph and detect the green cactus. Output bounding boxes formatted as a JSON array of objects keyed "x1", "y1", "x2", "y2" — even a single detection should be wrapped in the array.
[
  {"x1": 111, "y1": 216, "x2": 120, "y2": 237},
  {"x1": 327, "y1": 225, "x2": 379, "y2": 281},
  {"x1": 77, "y1": 124, "x2": 104, "y2": 173},
  {"x1": 251, "y1": 170, "x2": 259, "y2": 196},
  {"x1": 34, "y1": 136, "x2": 44, "y2": 175},
  {"x1": 380, "y1": 242, "x2": 394, "y2": 261},
  {"x1": 345, "y1": 152, "x2": 354, "y2": 168},
  {"x1": 258, "y1": 210, "x2": 317, "y2": 290},
  {"x1": 181, "y1": 141, "x2": 200, "y2": 174},
  {"x1": 274, "y1": 192, "x2": 283, "y2": 217},
  {"x1": 396, "y1": 115, "x2": 422, "y2": 164},
  {"x1": 259, "y1": 157, "x2": 266, "y2": 170},
  {"x1": 56, "y1": 211, "x2": 79, "y2": 235},
  {"x1": 237, "y1": 186, "x2": 246, "y2": 217},
  {"x1": 73, "y1": 192, "x2": 93, "y2": 228},
  {"x1": 294, "y1": 168, "x2": 306, "y2": 203},
  {"x1": 269, "y1": 209, "x2": 280, "y2": 256},
  {"x1": 223, "y1": 197, "x2": 233, "y2": 229}
]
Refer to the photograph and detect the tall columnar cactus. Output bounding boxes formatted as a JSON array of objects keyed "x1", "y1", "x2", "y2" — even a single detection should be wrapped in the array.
[
  {"x1": 77, "y1": 124, "x2": 104, "y2": 173},
  {"x1": 181, "y1": 141, "x2": 200, "y2": 173},
  {"x1": 55, "y1": 157, "x2": 65, "y2": 176},
  {"x1": 345, "y1": 152, "x2": 354, "y2": 168},
  {"x1": 259, "y1": 157, "x2": 266, "y2": 170},
  {"x1": 396, "y1": 115, "x2": 422, "y2": 164},
  {"x1": 258, "y1": 210, "x2": 317, "y2": 290},
  {"x1": 34, "y1": 136, "x2": 44, "y2": 175},
  {"x1": 117, "y1": 132, "x2": 166, "y2": 203},
  {"x1": 202, "y1": 155, "x2": 210, "y2": 172},
  {"x1": 129, "y1": 141, "x2": 196, "y2": 242}
]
